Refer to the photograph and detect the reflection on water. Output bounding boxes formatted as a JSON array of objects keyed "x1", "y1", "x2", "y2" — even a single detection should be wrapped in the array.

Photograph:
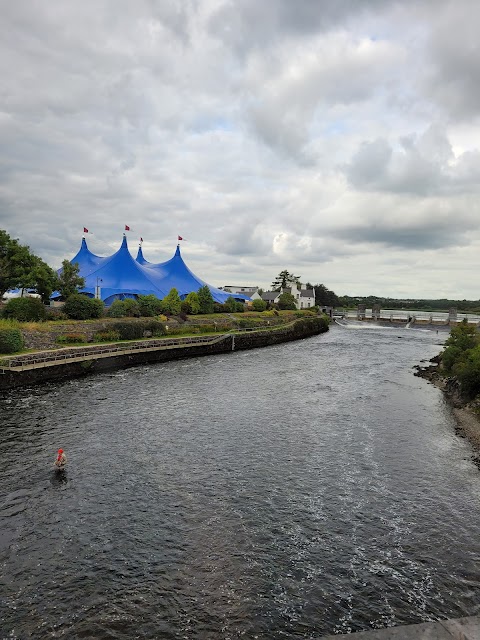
[{"x1": 1, "y1": 325, "x2": 479, "y2": 639}]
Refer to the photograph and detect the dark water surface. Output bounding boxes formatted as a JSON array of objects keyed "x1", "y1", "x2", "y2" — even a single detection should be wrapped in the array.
[{"x1": 1, "y1": 325, "x2": 479, "y2": 638}]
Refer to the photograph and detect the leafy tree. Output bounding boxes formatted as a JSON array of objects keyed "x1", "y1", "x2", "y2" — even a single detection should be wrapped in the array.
[
  {"x1": 252, "y1": 298, "x2": 267, "y2": 312},
  {"x1": 123, "y1": 298, "x2": 141, "y2": 317},
  {"x1": 161, "y1": 288, "x2": 181, "y2": 315},
  {"x1": 107, "y1": 300, "x2": 128, "y2": 318},
  {"x1": 64, "y1": 294, "x2": 104, "y2": 320},
  {"x1": 56, "y1": 260, "x2": 85, "y2": 299},
  {"x1": 278, "y1": 292, "x2": 297, "y2": 310},
  {"x1": 181, "y1": 291, "x2": 200, "y2": 314},
  {"x1": 198, "y1": 285, "x2": 214, "y2": 314},
  {"x1": 3, "y1": 297, "x2": 47, "y2": 322},
  {"x1": 224, "y1": 296, "x2": 238, "y2": 313},
  {"x1": 137, "y1": 294, "x2": 163, "y2": 317},
  {"x1": 271, "y1": 270, "x2": 301, "y2": 291},
  {"x1": 0, "y1": 229, "x2": 57, "y2": 301},
  {"x1": 309, "y1": 283, "x2": 340, "y2": 308}
]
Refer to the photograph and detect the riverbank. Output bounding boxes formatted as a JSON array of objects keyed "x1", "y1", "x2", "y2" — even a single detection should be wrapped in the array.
[
  {"x1": 415, "y1": 359, "x2": 480, "y2": 461},
  {"x1": 0, "y1": 316, "x2": 328, "y2": 390}
]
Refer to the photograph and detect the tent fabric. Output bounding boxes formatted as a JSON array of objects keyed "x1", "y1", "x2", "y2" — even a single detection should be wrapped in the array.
[
  {"x1": 57, "y1": 236, "x2": 250, "y2": 304},
  {"x1": 70, "y1": 237, "x2": 107, "y2": 276},
  {"x1": 140, "y1": 244, "x2": 249, "y2": 302}
]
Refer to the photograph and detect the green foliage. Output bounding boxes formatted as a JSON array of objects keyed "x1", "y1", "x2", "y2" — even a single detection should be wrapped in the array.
[
  {"x1": 181, "y1": 291, "x2": 200, "y2": 315},
  {"x1": 0, "y1": 325, "x2": 24, "y2": 353},
  {"x1": 161, "y1": 288, "x2": 181, "y2": 315},
  {"x1": 137, "y1": 294, "x2": 163, "y2": 317},
  {"x1": 224, "y1": 296, "x2": 238, "y2": 313},
  {"x1": 123, "y1": 299, "x2": 141, "y2": 317},
  {"x1": 198, "y1": 285, "x2": 214, "y2": 314},
  {"x1": 3, "y1": 297, "x2": 47, "y2": 322},
  {"x1": 107, "y1": 300, "x2": 128, "y2": 318},
  {"x1": 307, "y1": 283, "x2": 340, "y2": 308},
  {"x1": 55, "y1": 260, "x2": 85, "y2": 299},
  {"x1": 56, "y1": 333, "x2": 87, "y2": 344},
  {"x1": 271, "y1": 270, "x2": 301, "y2": 291},
  {"x1": 445, "y1": 323, "x2": 478, "y2": 351},
  {"x1": 454, "y1": 345, "x2": 480, "y2": 399},
  {"x1": 111, "y1": 319, "x2": 166, "y2": 340},
  {"x1": 0, "y1": 229, "x2": 58, "y2": 301},
  {"x1": 93, "y1": 330, "x2": 121, "y2": 342},
  {"x1": 252, "y1": 298, "x2": 267, "y2": 312},
  {"x1": 64, "y1": 295, "x2": 104, "y2": 320},
  {"x1": 278, "y1": 292, "x2": 297, "y2": 310}
]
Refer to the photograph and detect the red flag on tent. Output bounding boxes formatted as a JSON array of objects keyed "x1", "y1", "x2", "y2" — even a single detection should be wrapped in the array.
[
  {"x1": 140, "y1": 237, "x2": 143, "y2": 243},
  {"x1": 83, "y1": 227, "x2": 89, "y2": 233},
  {"x1": 178, "y1": 235, "x2": 184, "y2": 241},
  {"x1": 125, "y1": 225, "x2": 131, "y2": 231}
]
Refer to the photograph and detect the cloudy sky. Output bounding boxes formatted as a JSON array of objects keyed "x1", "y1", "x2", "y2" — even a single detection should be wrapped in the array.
[{"x1": 1, "y1": 0, "x2": 480, "y2": 298}]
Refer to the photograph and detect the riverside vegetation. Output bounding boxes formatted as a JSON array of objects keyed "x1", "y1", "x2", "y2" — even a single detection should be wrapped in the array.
[
  {"x1": 0, "y1": 294, "x2": 327, "y2": 358},
  {"x1": 417, "y1": 321, "x2": 480, "y2": 456}
]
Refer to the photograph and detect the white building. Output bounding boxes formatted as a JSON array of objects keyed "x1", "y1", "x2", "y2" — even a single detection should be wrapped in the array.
[{"x1": 261, "y1": 283, "x2": 315, "y2": 309}]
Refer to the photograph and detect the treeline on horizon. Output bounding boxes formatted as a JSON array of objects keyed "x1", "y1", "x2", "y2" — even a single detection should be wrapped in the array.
[{"x1": 337, "y1": 295, "x2": 480, "y2": 313}]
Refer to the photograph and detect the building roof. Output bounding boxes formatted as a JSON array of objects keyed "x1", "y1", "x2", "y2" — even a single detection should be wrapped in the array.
[{"x1": 261, "y1": 291, "x2": 280, "y2": 301}]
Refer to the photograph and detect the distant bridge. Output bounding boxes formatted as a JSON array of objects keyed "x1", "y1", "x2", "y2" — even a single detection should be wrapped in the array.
[{"x1": 334, "y1": 308, "x2": 480, "y2": 326}]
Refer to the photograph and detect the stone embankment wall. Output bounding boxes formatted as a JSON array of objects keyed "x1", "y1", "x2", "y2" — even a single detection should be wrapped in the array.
[{"x1": 0, "y1": 318, "x2": 328, "y2": 390}]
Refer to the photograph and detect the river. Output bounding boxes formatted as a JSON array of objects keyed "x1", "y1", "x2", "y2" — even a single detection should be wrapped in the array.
[{"x1": 1, "y1": 324, "x2": 479, "y2": 639}]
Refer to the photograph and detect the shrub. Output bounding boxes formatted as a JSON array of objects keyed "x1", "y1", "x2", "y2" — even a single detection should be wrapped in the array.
[
  {"x1": 107, "y1": 300, "x2": 128, "y2": 318},
  {"x1": 137, "y1": 294, "x2": 162, "y2": 317},
  {"x1": 93, "y1": 330, "x2": 121, "y2": 343},
  {"x1": 123, "y1": 298, "x2": 141, "y2": 317},
  {"x1": 111, "y1": 319, "x2": 166, "y2": 340},
  {"x1": 252, "y1": 299, "x2": 267, "y2": 312},
  {"x1": 182, "y1": 291, "x2": 200, "y2": 315},
  {"x1": 3, "y1": 297, "x2": 47, "y2": 322},
  {"x1": 198, "y1": 285, "x2": 214, "y2": 314},
  {"x1": 213, "y1": 303, "x2": 225, "y2": 313},
  {"x1": 56, "y1": 333, "x2": 86, "y2": 344},
  {"x1": 160, "y1": 288, "x2": 181, "y2": 315},
  {"x1": 45, "y1": 310, "x2": 69, "y2": 321},
  {"x1": 64, "y1": 295, "x2": 104, "y2": 320},
  {"x1": 0, "y1": 325, "x2": 24, "y2": 353}
]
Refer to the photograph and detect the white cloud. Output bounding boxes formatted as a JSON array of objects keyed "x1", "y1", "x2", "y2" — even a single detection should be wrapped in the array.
[{"x1": 1, "y1": 0, "x2": 480, "y2": 299}]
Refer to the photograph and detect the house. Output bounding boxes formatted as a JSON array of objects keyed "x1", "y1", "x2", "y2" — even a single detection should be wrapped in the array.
[
  {"x1": 223, "y1": 285, "x2": 259, "y2": 296},
  {"x1": 261, "y1": 283, "x2": 315, "y2": 309}
]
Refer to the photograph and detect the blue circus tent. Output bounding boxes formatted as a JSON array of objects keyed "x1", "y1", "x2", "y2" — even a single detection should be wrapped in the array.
[
  {"x1": 58, "y1": 236, "x2": 250, "y2": 304},
  {"x1": 69, "y1": 237, "x2": 107, "y2": 276},
  {"x1": 139, "y1": 244, "x2": 250, "y2": 303}
]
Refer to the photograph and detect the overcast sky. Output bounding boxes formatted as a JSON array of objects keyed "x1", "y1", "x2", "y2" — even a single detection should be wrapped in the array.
[{"x1": 1, "y1": 0, "x2": 480, "y2": 298}]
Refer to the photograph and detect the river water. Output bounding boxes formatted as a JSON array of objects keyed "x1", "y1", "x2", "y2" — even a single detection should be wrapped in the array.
[{"x1": 1, "y1": 324, "x2": 479, "y2": 639}]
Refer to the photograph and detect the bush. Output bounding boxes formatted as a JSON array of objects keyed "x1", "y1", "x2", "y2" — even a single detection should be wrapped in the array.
[
  {"x1": 182, "y1": 291, "x2": 200, "y2": 315},
  {"x1": 3, "y1": 297, "x2": 47, "y2": 322},
  {"x1": 93, "y1": 330, "x2": 121, "y2": 343},
  {"x1": 252, "y1": 299, "x2": 267, "y2": 312},
  {"x1": 111, "y1": 319, "x2": 166, "y2": 340},
  {"x1": 0, "y1": 325, "x2": 24, "y2": 353},
  {"x1": 64, "y1": 295, "x2": 104, "y2": 320},
  {"x1": 56, "y1": 333, "x2": 87, "y2": 344},
  {"x1": 137, "y1": 294, "x2": 162, "y2": 317},
  {"x1": 123, "y1": 298, "x2": 141, "y2": 317},
  {"x1": 161, "y1": 288, "x2": 181, "y2": 315},
  {"x1": 198, "y1": 285, "x2": 214, "y2": 314},
  {"x1": 45, "y1": 310, "x2": 69, "y2": 321},
  {"x1": 107, "y1": 300, "x2": 128, "y2": 318}
]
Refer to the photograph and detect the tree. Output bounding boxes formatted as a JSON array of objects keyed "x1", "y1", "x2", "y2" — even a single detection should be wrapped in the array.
[
  {"x1": 278, "y1": 292, "x2": 297, "y2": 310},
  {"x1": 271, "y1": 270, "x2": 301, "y2": 291},
  {"x1": 138, "y1": 294, "x2": 163, "y2": 317},
  {"x1": 0, "y1": 229, "x2": 57, "y2": 301},
  {"x1": 252, "y1": 298, "x2": 267, "y2": 312},
  {"x1": 56, "y1": 260, "x2": 85, "y2": 299},
  {"x1": 308, "y1": 283, "x2": 340, "y2": 307},
  {"x1": 182, "y1": 291, "x2": 200, "y2": 314},
  {"x1": 224, "y1": 296, "x2": 238, "y2": 313},
  {"x1": 198, "y1": 285, "x2": 214, "y2": 314},
  {"x1": 161, "y1": 288, "x2": 181, "y2": 315},
  {"x1": 64, "y1": 294, "x2": 104, "y2": 319}
]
